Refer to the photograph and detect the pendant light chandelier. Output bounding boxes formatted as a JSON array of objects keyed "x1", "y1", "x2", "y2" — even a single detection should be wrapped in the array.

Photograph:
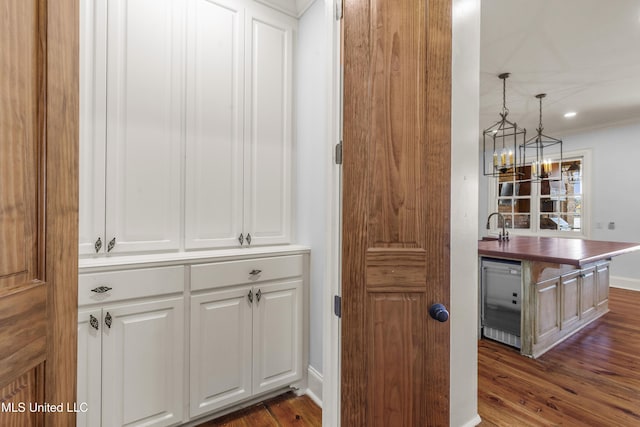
[
  {"x1": 521, "y1": 93, "x2": 563, "y2": 181},
  {"x1": 482, "y1": 73, "x2": 526, "y2": 177}
]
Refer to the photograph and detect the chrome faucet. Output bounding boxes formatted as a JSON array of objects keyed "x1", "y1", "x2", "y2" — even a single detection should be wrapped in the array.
[{"x1": 486, "y1": 212, "x2": 509, "y2": 241}]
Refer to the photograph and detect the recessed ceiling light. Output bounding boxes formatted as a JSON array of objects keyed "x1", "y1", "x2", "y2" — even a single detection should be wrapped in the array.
[{"x1": 564, "y1": 112, "x2": 577, "y2": 118}]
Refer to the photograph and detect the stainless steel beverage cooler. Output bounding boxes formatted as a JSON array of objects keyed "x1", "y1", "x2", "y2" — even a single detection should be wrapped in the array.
[{"x1": 481, "y1": 258, "x2": 522, "y2": 348}]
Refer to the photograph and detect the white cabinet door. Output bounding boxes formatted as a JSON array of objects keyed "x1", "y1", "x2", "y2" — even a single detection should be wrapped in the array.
[
  {"x1": 79, "y1": 0, "x2": 107, "y2": 255},
  {"x1": 105, "y1": 0, "x2": 184, "y2": 254},
  {"x1": 185, "y1": 0, "x2": 245, "y2": 249},
  {"x1": 243, "y1": 7, "x2": 296, "y2": 246},
  {"x1": 102, "y1": 297, "x2": 184, "y2": 427},
  {"x1": 252, "y1": 280, "x2": 302, "y2": 394},
  {"x1": 77, "y1": 308, "x2": 102, "y2": 427},
  {"x1": 190, "y1": 286, "x2": 253, "y2": 417}
]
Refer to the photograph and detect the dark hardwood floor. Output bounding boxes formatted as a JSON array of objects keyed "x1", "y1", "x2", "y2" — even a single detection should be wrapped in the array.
[
  {"x1": 479, "y1": 287, "x2": 640, "y2": 426},
  {"x1": 197, "y1": 392, "x2": 321, "y2": 427},
  {"x1": 196, "y1": 288, "x2": 640, "y2": 426}
]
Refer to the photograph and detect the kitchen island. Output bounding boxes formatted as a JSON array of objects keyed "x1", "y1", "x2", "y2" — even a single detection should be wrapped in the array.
[{"x1": 479, "y1": 236, "x2": 640, "y2": 358}]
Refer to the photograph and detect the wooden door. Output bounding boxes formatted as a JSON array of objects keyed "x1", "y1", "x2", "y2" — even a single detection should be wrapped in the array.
[
  {"x1": 341, "y1": 0, "x2": 452, "y2": 425},
  {"x1": 0, "y1": 0, "x2": 78, "y2": 426}
]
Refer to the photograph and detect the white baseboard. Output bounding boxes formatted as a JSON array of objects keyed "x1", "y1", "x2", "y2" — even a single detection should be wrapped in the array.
[
  {"x1": 457, "y1": 414, "x2": 482, "y2": 427},
  {"x1": 611, "y1": 276, "x2": 640, "y2": 292},
  {"x1": 305, "y1": 365, "x2": 323, "y2": 408}
]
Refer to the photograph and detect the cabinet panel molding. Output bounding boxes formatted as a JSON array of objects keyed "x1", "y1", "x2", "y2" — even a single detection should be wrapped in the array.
[
  {"x1": 101, "y1": 297, "x2": 184, "y2": 427},
  {"x1": 596, "y1": 262, "x2": 610, "y2": 307},
  {"x1": 77, "y1": 308, "x2": 102, "y2": 427},
  {"x1": 580, "y1": 267, "x2": 597, "y2": 318},
  {"x1": 105, "y1": 0, "x2": 184, "y2": 253},
  {"x1": 252, "y1": 279, "x2": 303, "y2": 394},
  {"x1": 534, "y1": 278, "x2": 560, "y2": 343},
  {"x1": 243, "y1": 9, "x2": 296, "y2": 246},
  {"x1": 560, "y1": 272, "x2": 580, "y2": 330},
  {"x1": 79, "y1": 0, "x2": 107, "y2": 256},
  {"x1": 190, "y1": 254, "x2": 303, "y2": 291},
  {"x1": 190, "y1": 287, "x2": 253, "y2": 417},
  {"x1": 185, "y1": 0, "x2": 245, "y2": 249}
]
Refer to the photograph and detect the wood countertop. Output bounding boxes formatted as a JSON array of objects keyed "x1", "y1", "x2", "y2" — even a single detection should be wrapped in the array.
[{"x1": 478, "y1": 236, "x2": 640, "y2": 266}]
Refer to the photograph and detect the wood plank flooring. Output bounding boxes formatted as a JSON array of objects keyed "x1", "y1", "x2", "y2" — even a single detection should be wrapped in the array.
[
  {"x1": 479, "y1": 287, "x2": 640, "y2": 426},
  {"x1": 197, "y1": 392, "x2": 321, "y2": 427},
  {"x1": 197, "y1": 288, "x2": 640, "y2": 426}
]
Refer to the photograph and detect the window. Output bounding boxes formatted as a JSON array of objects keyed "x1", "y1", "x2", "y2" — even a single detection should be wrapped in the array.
[{"x1": 490, "y1": 152, "x2": 588, "y2": 237}]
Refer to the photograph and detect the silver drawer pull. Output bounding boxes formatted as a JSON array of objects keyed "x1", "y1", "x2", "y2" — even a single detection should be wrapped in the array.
[
  {"x1": 91, "y1": 286, "x2": 113, "y2": 294},
  {"x1": 249, "y1": 269, "x2": 262, "y2": 276}
]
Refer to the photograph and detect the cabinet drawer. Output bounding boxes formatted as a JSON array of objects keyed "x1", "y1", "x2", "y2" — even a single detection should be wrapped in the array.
[
  {"x1": 191, "y1": 255, "x2": 303, "y2": 291},
  {"x1": 79, "y1": 266, "x2": 184, "y2": 306}
]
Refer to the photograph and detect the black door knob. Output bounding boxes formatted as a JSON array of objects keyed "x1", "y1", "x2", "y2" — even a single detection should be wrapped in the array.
[{"x1": 429, "y1": 303, "x2": 449, "y2": 322}]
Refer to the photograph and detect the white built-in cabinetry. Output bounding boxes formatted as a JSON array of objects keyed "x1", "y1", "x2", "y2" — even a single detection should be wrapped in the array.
[
  {"x1": 78, "y1": 251, "x2": 307, "y2": 426},
  {"x1": 79, "y1": 0, "x2": 307, "y2": 424},
  {"x1": 80, "y1": 0, "x2": 296, "y2": 255},
  {"x1": 189, "y1": 256, "x2": 303, "y2": 417},
  {"x1": 77, "y1": 267, "x2": 185, "y2": 427},
  {"x1": 79, "y1": 0, "x2": 183, "y2": 256},
  {"x1": 185, "y1": 0, "x2": 295, "y2": 249}
]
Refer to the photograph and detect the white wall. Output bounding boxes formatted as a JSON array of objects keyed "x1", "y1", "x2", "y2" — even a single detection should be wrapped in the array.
[
  {"x1": 479, "y1": 122, "x2": 640, "y2": 289},
  {"x1": 295, "y1": 0, "x2": 327, "y2": 374},
  {"x1": 563, "y1": 123, "x2": 640, "y2": 288},
  {"x1": 451, "y1": 0, "x2": 481, "y2": 426}
]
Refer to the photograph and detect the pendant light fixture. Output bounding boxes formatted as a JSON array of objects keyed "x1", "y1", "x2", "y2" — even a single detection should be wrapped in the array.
[
  {"x1": 521, "y1": 93, "x2": 563, "y2": 181},
  {"x1": 482, "y1": 73, "x2": 526, "y2": 177}
]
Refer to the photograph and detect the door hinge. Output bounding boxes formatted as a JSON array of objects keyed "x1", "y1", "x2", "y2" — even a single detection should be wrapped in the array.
[
  {"x1": 334, "y1": 295, "x2": 342, "y2": 318},
  {"x1": 335, "y1": 141, "x2": 343, "y2": 165},
  {"x1": 335, "y1": 0, "x2": 343, "y2": 20}
]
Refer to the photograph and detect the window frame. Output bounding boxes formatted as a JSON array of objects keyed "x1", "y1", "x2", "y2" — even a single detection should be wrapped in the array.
[{"x1": 486, "y1": 149, "x2": 592, "y2": 239}]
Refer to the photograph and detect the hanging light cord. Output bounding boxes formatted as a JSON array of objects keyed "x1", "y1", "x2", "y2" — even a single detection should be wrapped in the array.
[
  {"x1": 501, "y1": 77, "x2": 509, "y2": 116},
  {"x1": 538, "y1": 95, "x2": 543, "y2": 132},
  {"x1": 535, "y1": 93, "x2": 547, "y2": 136}
]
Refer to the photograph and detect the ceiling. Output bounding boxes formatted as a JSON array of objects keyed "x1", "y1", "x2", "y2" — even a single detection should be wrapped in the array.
[{"x1": 480, "y1": 0, "x2": 640, "y2": 138}]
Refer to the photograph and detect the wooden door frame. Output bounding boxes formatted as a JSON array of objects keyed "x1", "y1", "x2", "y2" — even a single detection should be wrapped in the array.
[{"x1": 44, "y1": 0, "x2": 79, "y2": 425}]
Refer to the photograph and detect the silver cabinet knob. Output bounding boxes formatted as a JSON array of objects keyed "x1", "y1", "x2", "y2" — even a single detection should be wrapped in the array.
[
  {"x1": 95, "y1": 237, "x2": 103, "y2": 253},
  {"x1": 89, "y1": 315, "x2": 99, "y2": 330}
]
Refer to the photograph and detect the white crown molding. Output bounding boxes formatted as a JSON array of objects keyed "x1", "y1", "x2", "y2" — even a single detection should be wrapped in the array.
[{"x1": 255, "y1": 0, "x2": 316, "y2": 18}]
